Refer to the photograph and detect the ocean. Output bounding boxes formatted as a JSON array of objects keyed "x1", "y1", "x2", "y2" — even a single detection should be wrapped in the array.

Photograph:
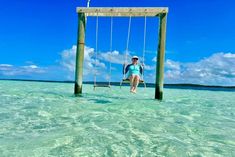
[{"x1": 0, "y1": 80, "x2": 234, "y2": 156}]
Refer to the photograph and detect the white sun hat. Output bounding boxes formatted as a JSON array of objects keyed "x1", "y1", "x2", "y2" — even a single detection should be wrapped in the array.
[{"x1": 132, "y1": 56, "x2": 139, "y2": 59}]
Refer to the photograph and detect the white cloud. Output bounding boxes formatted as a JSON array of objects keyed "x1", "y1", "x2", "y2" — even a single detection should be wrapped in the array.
[
  {"x1": 152, "y1": 57, "x2": 157, "y2": 62},
  {"x1": 165, "y1": 59, "x2": 180, "y2": 70},
  {"x1": 0, "y1": 64, "x2": 13, "y2": 67},
  {"x1": 0, "y1": 64, "x2": 13, "y2": 71},
  {"x1": 59, "y1": 46, "x2": 149, "y2": 81},
  {"x1": 99, "y1": 50, "x2": 130, "y2": 64},
  {"x1": 0, "y1": 64, "x2": 45, "y2": 77},
  {"x1": 99, "y1": 50, "x2": 155, "y2": 71},
  {"x1": 60, "y1": 45, "x2": 106, "y2": 71},
  {"x1": 1, "y1": 45, "x2": 234, "y2": 86},
  {"x1": 60, "y1": 45, "x2": 108, "y2": 80},
  {"x1": 0, "y1": 45, "x2": 111, "y2": 81},
  {"x1": 22, "y1": 65, "x2": 39, "y2": 69},
  {"x1": 144, "y1": 64, "x2": 155, "y2": 70},
  {"x1": 60, "y1": 45, "x2": 77, "y2": 72},
  {"x1": 163, "y1": 52, "x2": 235, "y2": 85}
]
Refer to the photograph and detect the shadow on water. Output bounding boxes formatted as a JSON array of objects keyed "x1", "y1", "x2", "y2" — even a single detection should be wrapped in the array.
[
  {"x1": 73, "y1": 93, "x2": 113, "y2": 104},
  {"x1": 84, "y1": 92, "x2": 126, "y2": 100},
  {"x1": 87, "y1": 99, "x2": 112, "y2": 104},
  {"x1": 79, "y1": 92, "x2": 162, "y2": 103},
  {"x1": 26, "y1": 91, "x2": 74, "y2": 99},
  {"x1": 28, "y1": 88, "x2": 163, "y2": 103},
  {"x1": 24, "y1": 90, "x2": 164, "y2": 104},
  {"x1": 74, "y1": 93, "x2": 84, "y2": 98}
]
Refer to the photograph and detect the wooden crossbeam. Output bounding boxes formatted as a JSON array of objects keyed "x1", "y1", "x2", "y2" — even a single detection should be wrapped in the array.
[{"x1": 76, "y1": 7, "x2": 168, "y2": 17}]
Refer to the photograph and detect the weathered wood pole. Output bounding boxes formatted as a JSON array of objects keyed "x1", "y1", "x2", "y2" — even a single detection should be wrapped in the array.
[
  {"x1": 155, "y1": 13, "x2": 167, "y2": 100},
  {"x1": 74, "y1": 13, "x2": 86, "y2": 94}
]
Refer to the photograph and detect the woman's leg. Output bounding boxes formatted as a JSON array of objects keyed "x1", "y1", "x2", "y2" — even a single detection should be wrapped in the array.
[
  {"x1": 132, "y1": 75, "x2": 140, "y2": 93},
  {"x1": 129, "y1": 75, "x2": 134, "y2": 92}
]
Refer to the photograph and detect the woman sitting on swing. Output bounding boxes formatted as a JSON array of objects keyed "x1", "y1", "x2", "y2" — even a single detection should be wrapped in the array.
[{"x1": 124, "y1": 56, "x2": 143, "y2": 93}]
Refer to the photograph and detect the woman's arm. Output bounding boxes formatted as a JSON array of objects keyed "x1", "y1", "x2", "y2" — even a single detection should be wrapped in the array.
[
  {"x1": 124, "y1": 64, "x2": 131, "y2": 74},
  {"x1": 139, "y1": 64, "x2": 143, "y2": 75}
]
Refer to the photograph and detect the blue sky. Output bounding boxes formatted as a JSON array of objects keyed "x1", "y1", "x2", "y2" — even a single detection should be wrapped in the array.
[{"x1": 0, "y1": 0, "x2": 235, "y2": 85}]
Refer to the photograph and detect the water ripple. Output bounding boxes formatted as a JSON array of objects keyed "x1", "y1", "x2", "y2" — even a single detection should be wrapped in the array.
[{"x1": 0, "y1": 80, "x2": 234, "y2": 156}]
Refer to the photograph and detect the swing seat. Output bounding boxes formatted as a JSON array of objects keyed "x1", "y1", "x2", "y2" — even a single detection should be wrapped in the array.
[
  {"x1": 120, "y1": 78, "x2": 146, "y2": 88},
  {"x1": 122, "y1": 78, "x2": 145, "y2": 83},
  {"x1": 93, "y1": 84, "x2": 111, "y2": 90}
]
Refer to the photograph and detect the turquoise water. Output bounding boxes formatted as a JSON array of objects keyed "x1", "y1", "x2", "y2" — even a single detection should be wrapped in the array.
[{"x1": 0, "y1": 80, "x2": 234, "y2": 157}]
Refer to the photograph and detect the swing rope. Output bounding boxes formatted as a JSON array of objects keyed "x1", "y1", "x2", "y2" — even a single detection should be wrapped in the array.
[
  {"x1": 123, "y1": 16, "x2": 147, "y2": 81},
  {"x1": 94, "y1": 14, "x2": 99, "y2": 86},
  {"x1": 108, "y1": 16, "x2": 113, "y2": 86},
  {"x1": 124, "y1": 16, "x2": 132, "y2": 79},
  {"x1": 94, "y1": 14, "x2": 113, "y2": 87},
  {"x1": 94, "y1": 15, "x2": 147, "y2": 86},
  {"x1": 142, "y1": 16, "x2": 147, "y2": 80}
]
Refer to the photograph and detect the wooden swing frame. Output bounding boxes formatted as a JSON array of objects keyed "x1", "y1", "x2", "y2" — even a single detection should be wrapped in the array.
[{"x1": 74, "y1": 7, "x2": 168, "y2": 100}]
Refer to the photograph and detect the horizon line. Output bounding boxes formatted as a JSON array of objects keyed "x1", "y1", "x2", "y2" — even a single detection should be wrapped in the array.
[{"x1": 0, "y1": 78, "x2": 235, "y2": 89}]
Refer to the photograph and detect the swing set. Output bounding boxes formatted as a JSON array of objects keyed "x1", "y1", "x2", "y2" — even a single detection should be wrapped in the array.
[
  {"x1": 74, "y1": 7, "x2": 168, "y2": 100},
  {"x1": 120, "y1": 16, "x2": 147, "y2": 88},
  {"x1": 93, "y1": 14, "x2": 147, "y2": 89}
]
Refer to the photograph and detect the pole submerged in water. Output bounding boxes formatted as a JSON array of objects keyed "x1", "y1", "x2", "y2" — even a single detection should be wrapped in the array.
[
  {"x1": 74, "y1": 13, "x2": 86, "y2": 95},
  {"x1": 155, "y1": 13, "x2": 167, "y2": 100}
]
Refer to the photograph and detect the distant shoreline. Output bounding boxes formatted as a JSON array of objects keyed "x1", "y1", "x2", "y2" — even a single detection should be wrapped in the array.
[{"x1": 0, "y1": 78, "x2": 235, "y2": 91}]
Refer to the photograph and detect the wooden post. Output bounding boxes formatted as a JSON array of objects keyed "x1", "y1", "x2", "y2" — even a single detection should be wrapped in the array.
[
  {"x1": 155, "y1": 13, "x2": 167, "y2": 100},
  {"x1": 74, "y1": 13, "x2": 86, "y2": 94}
]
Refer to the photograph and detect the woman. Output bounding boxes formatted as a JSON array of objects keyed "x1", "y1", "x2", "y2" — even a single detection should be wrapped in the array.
[{"x1": 125, "y1": 56, "x2": 143, "y2": 93}]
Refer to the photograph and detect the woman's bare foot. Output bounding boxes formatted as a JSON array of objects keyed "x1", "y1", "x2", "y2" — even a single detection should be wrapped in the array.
[
  {"x1": 132, "y1": 90, "x2": 136, "y2": 94},
  {"x1": 133, "y1": 88, "x2": 137, "y2": 93},
  {"x1": 130, "y1": 86, "x2": 134, "y2": 93},
  {"x1": 130, "y1": 87, "x2": 137, "y2": 94}
]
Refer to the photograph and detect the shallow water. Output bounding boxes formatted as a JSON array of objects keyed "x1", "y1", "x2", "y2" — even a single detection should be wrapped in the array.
[{"x1": 0, "y1": 80, "x2": 234, "y2": 157}]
